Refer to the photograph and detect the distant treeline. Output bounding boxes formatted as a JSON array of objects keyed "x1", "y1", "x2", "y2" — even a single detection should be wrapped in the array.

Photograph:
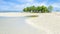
[{"x1": 23, "y1": 5, "x2": 53, "y2": 13}]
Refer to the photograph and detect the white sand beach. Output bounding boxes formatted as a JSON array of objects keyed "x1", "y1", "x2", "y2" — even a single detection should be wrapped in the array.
[
  {"x1": 0, "y1": 12, "x2": 60, "y2": 34},
  {"x1": 0, "y1": 12, "x2": 39, "y2": 17},
  {"x1": 26, "y1": 12, "x2": 60, "y2": 34}
]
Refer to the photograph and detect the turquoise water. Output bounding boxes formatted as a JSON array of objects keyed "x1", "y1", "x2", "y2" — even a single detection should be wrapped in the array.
[{"x1": 0, "y1": 11, "x2": 23, "y2": 13}]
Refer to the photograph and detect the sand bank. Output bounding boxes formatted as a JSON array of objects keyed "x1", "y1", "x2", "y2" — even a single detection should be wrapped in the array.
[
  {"x1": 26, "y1": 12, "x2": 60, "y2": 34},
  {"x1": 0, "y1": 12, "x2": 60, "y2": 34},
  {"x1": 0, "y1": 12, "x2": 39, "y2": 17}
]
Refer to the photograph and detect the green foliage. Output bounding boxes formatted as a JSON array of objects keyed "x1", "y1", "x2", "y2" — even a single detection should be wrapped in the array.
[
  {"x1": 36, "y1": 6, "x2": 41, "y2": 12},
  {"x1": 23, "y1": 5, "x2": 53, "y2": 13},
  {"x1": 30, "y1": 6, "x2": 36, "y2": 12},
  {"x1": 48, "y1": 5, "x2": 53, "y2": 12}
]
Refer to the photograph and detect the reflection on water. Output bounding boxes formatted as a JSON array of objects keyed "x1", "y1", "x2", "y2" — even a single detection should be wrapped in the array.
[{"x1": 0, "y1": 17, "x2": 46, "y2": 34}]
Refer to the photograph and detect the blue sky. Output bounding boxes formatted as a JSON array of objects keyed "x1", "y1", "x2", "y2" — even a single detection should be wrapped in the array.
[{"x1": 0, "y1": 0, "x2": 60, "y2": 11}]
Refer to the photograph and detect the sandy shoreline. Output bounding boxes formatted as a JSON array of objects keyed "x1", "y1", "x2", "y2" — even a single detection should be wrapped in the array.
[
  {"x1": 26, "y1": 18, "x2": 53, "y2": 34},
  {"x1": 26, "y1": 12, "x2": 60, "y2": 34},
  {"x1": 0, "y1": 12, "x2": 39, "y2": 17},
  {"x1": 0, "y1": 12, "x2": 60, "y2": 34},
  {"x1": 0, "y1": 12, "x2": 60, "y2": 17}
]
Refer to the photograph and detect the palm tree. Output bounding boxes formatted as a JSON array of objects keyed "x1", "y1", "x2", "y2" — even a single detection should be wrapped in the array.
[
  {"x1": 23, "y1": 5, "x2": 53, "y2": 13},
  {"x1": 48, "y1": 5, "x2": 53, "y2": 12},
  {"x1": 40, "y1": 5, "x2": 49, "y2": 13},
  {"x1": 30, "y1": 6, "x2": 36, "y2": 12},
  {"x1": 36, "y1": 6, "x2": 41, "y2": 13},
  {"x1": 23, "y1": 7, "x2": 31, "y2": 12},
  {"x1": 23, "y1": 8, "x2": 28, "y2": 12}
]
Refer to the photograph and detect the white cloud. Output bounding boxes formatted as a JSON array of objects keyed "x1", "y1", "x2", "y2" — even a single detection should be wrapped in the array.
[
  {"x1": 0, "y1": 0, "x2": 47, "y2": 11},
  {"x1": 17, "y1": 0, "x2": 34, "y2": 3},
  {"x1": 0, "y1": 0, "x2": 34, "y2": 11},
  {"x1": 1, "y1": 0, "x2": 59, "y2": 11},
  {"x1": 52, "y1": 3, "x2": 60, "y2": 8}
]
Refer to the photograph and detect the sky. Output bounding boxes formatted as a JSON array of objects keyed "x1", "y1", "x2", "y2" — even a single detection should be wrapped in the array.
[{"x1": 0, "y1": 0, "x2": 60, "y2": 11}]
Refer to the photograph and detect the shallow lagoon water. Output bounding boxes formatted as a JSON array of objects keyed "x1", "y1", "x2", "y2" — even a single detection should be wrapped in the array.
[{"x1": 0, "y1": 17, "x2": 46, "y2": 34}]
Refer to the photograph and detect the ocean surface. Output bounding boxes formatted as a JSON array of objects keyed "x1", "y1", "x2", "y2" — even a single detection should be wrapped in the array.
[
  {"x1": 0, "y1": 11, "x2": 23, "y2": 13},
  {"x1": 0, "y1": 16, "x2": 46, "y2": 34}
]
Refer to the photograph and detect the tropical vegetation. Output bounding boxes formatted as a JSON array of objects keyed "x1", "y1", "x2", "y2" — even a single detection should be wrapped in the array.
[{"x1": 23, "y1": 5, "x2": 53, "y2": 13}]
